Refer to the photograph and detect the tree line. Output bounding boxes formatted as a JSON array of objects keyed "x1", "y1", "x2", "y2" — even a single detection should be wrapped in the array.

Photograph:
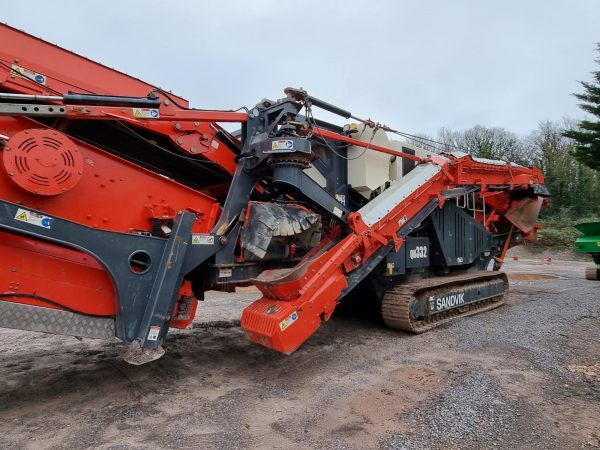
[
  {"x1": 408, "y1": 119, "x2": 600, "y2": 219},
  {"x1": 409, "y1": 44, "x2": 600, "y2": 221}
]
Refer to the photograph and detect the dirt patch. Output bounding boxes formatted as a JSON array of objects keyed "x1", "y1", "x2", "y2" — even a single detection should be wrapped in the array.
[
  {"x1": 318, "y1": 366, "x2": 447, "y2": 448},
  {"x1": 0, "y1": 260, "x2": 599, "y2": 449},
  {"x1": 235, "y1": 286, "x2": 261, "y2": 294},
  {"x1": 567, "y1": 364, "x2": 600, "y2": 381}
]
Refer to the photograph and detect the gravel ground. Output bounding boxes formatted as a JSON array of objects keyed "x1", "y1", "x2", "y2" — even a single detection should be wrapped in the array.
[{"x1": 0, "y1": 256, "x2": 598, "y2": 449}]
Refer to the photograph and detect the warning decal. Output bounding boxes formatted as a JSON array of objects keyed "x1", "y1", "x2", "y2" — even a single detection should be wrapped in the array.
[
  {"x1": 10, "y1": 64, "x2": 47, "y2": 85},
  {"x1": 279, "y1": 311, "x2": 298, "y2": 331},
  {"x1": 132, "y1": 108, "x2": 160, "y2": 119},
  {"x1": 147, "y1": 326, "x2": 161, "y2": 341},
  {"x1": 14, "y1": 208, "x2": 52, "y2": 229},
  {"x1": 191, "y1": 234, "x2": 215, "y2": 245},
  {"x1": 266, "y1": 139, "x2": 294, "y2": 152},
  {"x1": 218, "y1": 268, "x2": 233, "y2": 278}
]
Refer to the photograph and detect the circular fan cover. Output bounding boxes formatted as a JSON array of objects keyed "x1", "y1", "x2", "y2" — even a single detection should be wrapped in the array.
[{"x1": 3, "y1": 129, "x2": 83, "y2": 196}]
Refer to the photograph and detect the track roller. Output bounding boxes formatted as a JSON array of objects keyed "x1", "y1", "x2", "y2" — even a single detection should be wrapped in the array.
[{"x1": 585, "y1": 266, "x2": 599, "y2": 280}]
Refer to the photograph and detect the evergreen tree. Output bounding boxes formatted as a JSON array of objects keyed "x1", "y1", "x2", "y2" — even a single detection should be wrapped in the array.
[{"x1": 563, "y1": 44, "x2": 600, "y2": 171}]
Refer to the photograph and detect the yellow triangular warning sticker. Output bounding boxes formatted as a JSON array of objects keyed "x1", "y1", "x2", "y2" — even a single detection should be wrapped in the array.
[{"x1": 15, "y1": 212, "x2": 28, "y2": 221}]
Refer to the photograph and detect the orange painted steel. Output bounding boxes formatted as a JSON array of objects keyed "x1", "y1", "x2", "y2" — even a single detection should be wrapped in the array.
[
  {"x1": 0, "y1": 23, "x2": 245, "y2": 175},
  {"x1": 0, "y1": 231, "x2": 115, "y2": 316},
  {"x1": 0, "y1": 22, "x2": 547, "y2": 354},
  {"x1": 315, "y1": 127, "x2": 423, "y2": 162},
  {"x1": 0, "y1": 23, "x2": 189, "y2": 103},
  {"x1": 59, "y1": 104, "x2": 247, "y2": 174},
  {"x1": 3, "y1": 128, "x2": 84, "y2": 196},
  {"x1": 0, "y1": 118, "x2": 221, "y2": 234},
  {"x1": 0, "y1": 117, "x2": 222, "y2": 318},
  {"x1": 0, "y1": 23, "x2": 236, "y2": 321}
]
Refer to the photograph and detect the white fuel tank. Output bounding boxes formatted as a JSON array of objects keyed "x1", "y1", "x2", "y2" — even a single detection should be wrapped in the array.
[
  {"x1": 347, "y1": 124, "x2": 392, "y2": 198},
  {"x1": 389, "y1": 141, "x2": 428, "y2": 182}
]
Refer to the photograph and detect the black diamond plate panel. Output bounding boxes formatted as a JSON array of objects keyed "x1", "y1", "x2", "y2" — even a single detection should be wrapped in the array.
[{"x1": 0, "y1": 302, "x2": 115, "y2": 339}]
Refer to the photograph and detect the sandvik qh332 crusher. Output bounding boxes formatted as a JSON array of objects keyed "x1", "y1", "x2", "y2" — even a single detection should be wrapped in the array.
[{"x1": 0, "y1": 24, "x2": 548, "y2": 363}]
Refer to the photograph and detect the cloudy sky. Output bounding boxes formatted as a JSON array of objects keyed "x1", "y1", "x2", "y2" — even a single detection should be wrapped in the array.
[{"x1": 3, "y1": 1, "x2": 599, "y2": 136}]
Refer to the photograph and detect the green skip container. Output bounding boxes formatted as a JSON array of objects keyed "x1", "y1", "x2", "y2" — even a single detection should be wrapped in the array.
[{"x1": 575, "y1": 221, "x2": 600, "y2": 280}]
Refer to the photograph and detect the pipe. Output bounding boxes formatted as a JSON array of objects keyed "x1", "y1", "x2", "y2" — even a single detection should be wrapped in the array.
[
  {"x1": 63, "y1": 94, "x2": 161, "y2": 108},
  {"x1": 0, "y1": 93, "x2": 63, "y2": 102},
  {"x1": 0, "y1": 92, "x2": 161, "y2": 108}
]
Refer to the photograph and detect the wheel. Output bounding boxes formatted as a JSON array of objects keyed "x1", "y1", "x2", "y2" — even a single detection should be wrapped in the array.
[{"x1": 585, "y1": 266, "x2": 598, "y2": 280}]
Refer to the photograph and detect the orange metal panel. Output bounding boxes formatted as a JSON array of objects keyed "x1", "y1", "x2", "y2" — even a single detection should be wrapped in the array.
[
  {"x1": 0, "y1": 232, "x2": 115, "y2": 316},
  {"x1": 0, "y1": 23, "x2": 188, "y2": 103},
  {"x1": 0, "y1": 116, "x2": 220, "y2": 234}
]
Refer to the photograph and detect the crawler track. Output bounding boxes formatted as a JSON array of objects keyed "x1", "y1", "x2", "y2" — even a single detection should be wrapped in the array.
[{"x1": 382, "y1": 271, "x2": 508, "y2": 333}]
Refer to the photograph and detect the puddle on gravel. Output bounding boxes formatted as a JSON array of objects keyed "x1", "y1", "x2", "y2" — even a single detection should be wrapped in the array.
[{"x1": 508, "y1": 273, "x2": 559, "y2": 282}]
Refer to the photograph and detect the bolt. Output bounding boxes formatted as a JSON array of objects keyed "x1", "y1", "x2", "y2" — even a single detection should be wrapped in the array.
[
  {"x1": 177, "y1": 137, "x2": 184, "y2": 145},
  {"x1": 190, "y1": 147, "x2": 197, "y2": 153},
  {"x1": 174, "y1": 123, "x2": 181, "y2": 130},
  {"x1": 163, "y1": 99, "x2": 170, "y2": 106},
  {"x1": 220, "y1": 236, "x2": 228, "y2": 245},
  {"x1": 194, "y1": 121, "x2": 199, "y2": 127},
  {"x1": 8, "y1": 172, "x2": 14, "y2": 176}
]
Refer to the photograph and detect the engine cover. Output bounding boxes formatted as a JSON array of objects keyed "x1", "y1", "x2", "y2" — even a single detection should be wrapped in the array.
[{"x1": 2, "y1": 128, "x2": 83, "y2": 195}]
